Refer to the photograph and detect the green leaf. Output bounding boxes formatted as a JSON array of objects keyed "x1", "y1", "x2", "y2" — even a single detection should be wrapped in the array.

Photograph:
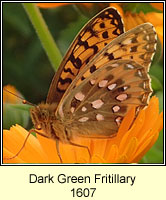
[
  {"x1": 155, "y1": 91, "x2": 163, "y2": 112},
  {"x1": 151, "y1": 75, "x2": 163, "y2": 91},
  {"x1": 57, "y1": 14, "x2": 88, "y2": 55},
  {"x1": 152, "y1": 37, "x2": 162, "y2": 65},
  {"x1": 3, "y1": 103, "x2": 30, "y2": 129},
  {"x1": 150, "y1": 62, "x2": 163, "y2": 84},
  {"x1": 140, "y1": 145, "x2": 163, "y2": 164},
  {"x1": 3, "y1": 3, "x2": 32, "y2": 37},
  {"x1": 123, "y1": 3, "x2": 162, "y2": 13},
  {"x1": 140, "y1": 128, "x2": 163, "y2": 164},
  {"x1": 23, "y1": 3, "x2": 62, "y2": 71}
]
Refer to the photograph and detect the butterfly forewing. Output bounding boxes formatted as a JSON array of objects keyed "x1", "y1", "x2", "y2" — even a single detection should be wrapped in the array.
[
  {"x1": 46, "y1": 7, "x2": 124, "y2": 104},
  {"x1": 56, "y1": 60, "x2": 152, "y2": 137}
]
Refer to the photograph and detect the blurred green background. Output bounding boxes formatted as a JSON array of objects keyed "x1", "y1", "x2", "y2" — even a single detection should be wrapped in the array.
[{"x1": 3, "y1": 3, "x2": 163, "y2": 163}]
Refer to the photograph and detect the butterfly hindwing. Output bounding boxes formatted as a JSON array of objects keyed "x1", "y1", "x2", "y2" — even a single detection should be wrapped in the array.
[
  {"x1": 56, "y1": 59, "x2": 152, "y2": 137},
  {"x1": 46, "y1": 7, "x2": 124, "y2": 104}
]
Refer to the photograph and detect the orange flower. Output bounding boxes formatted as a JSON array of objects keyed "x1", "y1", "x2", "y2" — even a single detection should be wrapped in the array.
[
  {"x1": 3, "y1": 85, "x2": 23, "y2": 104},
  {"x1": 3, "y1": 96, "x2": 163, "y2": 164},
  {"x1": 150, "y1": 3, "x2": 163, "y2": 11},
  {"x1": 109, "y1": 3, "x2": 124, "y2": 18},
  {"x1": 122, "y1": 11, "x2": 163, "y2": 46},
  {"x1": 145, "y1": 12, "x2": 163, "y2": 46},
  {"x1": 37, "y1": 3, "x2": 71, "y2": 8}
]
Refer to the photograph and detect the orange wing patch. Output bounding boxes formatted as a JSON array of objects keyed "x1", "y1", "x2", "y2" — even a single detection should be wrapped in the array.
[{"x1": 46, "y1": 7, "x2": 124, "y2": 104}]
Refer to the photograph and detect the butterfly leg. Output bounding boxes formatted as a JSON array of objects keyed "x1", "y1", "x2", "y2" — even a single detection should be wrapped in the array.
[
  {"x1": 32, "y1": 130, "x2": 63, "y2": 163},
  {"x1": 55, "y1": 139, "x2": 63, "y2": 163},
  {"x1": 65, "y1": 128, "x2": 91, "y2": 162},
  {"x1": 4, "y1": 129, "x2": 35, "y2": 160},
  {"x1": 68, "y1": 141, "x2": 91, "y2": 163}
]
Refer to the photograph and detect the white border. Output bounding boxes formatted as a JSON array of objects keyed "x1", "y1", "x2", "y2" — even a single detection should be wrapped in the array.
[{"x1": 1, "y1": 1, "x2": 165, "y2": 166}]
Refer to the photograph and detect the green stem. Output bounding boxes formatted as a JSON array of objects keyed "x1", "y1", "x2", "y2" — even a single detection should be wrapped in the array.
[{"x1": 22, "y1": 3, "x2": 62, "y2": 71}]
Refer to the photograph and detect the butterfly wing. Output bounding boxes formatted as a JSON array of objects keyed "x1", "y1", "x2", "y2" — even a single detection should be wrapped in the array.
[
  {"x1": 46, "y1": 7, "x2": 124, "y2": 104},
  {"x1": 72, "y1": 23, "x2": 157, "y2": 89},
  {"x1": 55, "y1": 23, "x2": 157, "y2": 138},
  {"x1": 56, "y1": 59, "x2": 152, "y2": 137}
]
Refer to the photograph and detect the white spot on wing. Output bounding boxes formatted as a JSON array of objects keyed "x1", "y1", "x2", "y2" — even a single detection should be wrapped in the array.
[
  {"x1": 138, "y1": 70, "x2": 143, "y2": 77},
  {"x1": 90, "y1": 79, "x2": 95, "y2": 85},
  {"x1": 78, "y1": 117, "x2": 89, "y2": 122},
  {"x1": 82, "y1": 106, "x2": 87, "y2": 112},
  {"x1": 98, "y1": 80, "x2": 108, "y2": 88},
  {"x1": 115, "y1": 116, "x2": 122, "y2": 126},
  {"x1": 146, "y1": 44, "x2": 150, "y2": 50},
  {"x1": 146, "y1": 35, "x2": 150, "y2": 40},
  {"x1": 71, "y1": 107, "x2": 75, "y2": 113},
  {"x1": 122, "y1": 38, "x2": 132, "y2": 45},
  {"x1": 111, "y1": 63, "x2": 119, "y2": 67},
  {"x1": 116, "y1": 94, "x2": 128, "y2": 101},
  {"x1": 108, "y1": 83, "x2": 116, "y2": 90},
  {"x1": 92, "y1": 99, "x2": 104, "y2": 109},
  {"x1": 126, "y1": 64, "x2": 134, "y2": 69},
  {"x1": 112, "y1": 105, "x2": 120, "y2": 113},
  {"x1": 96, "y1": 114, "x2": 104, "y2": 121},
  {"x1": 75, "y1": 92, "x2": 85, "y2": 101}
]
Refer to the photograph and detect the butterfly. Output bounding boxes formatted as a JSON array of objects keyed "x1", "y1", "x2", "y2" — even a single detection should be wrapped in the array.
[{"x1": 9, "y1": 7, "x2": 158, "y2": 163}]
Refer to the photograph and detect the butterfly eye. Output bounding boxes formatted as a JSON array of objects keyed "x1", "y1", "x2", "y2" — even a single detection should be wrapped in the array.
[{"x1": 36, "y1": 124, "x2": 41, "y2": 130}]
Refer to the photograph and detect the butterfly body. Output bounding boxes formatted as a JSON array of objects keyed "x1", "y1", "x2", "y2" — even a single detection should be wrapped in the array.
[{"x1": 30, "y1": 103, "x2": 69, "y2": 142}]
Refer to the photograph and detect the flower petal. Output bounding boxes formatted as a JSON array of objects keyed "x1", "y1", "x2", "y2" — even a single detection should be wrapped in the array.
[
  {"x1": 117, "y1": 155, "x2": 128, "y2": 163},
  {"x1": 104, "y1": 144, "x2": 119, "y2": 163},
  {"x1": 3, "y1": 125, "x2": 48, "y2": 163},
  {"x1": 124, "y1": 137, "x2": 138, "y2": 161},
  {"x1": 37, "y1": 3, "x2": 71, "y2": 8},
  {"x1": 91, "y1": 154, "x2": 106, "y2": 163},
  {"x1": 37, "y1": 134, "x2": 60, "y2": 163}
]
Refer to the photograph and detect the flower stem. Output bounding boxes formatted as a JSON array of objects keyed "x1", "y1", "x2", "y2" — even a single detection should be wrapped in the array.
[{"x1": 22, "y1": 3, "x2": 62, "y2": 71}]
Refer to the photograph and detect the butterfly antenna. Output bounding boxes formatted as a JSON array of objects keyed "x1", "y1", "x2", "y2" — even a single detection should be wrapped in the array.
[{"x1": 3, "y1": 88, "x2": 36, "y2": 107}]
